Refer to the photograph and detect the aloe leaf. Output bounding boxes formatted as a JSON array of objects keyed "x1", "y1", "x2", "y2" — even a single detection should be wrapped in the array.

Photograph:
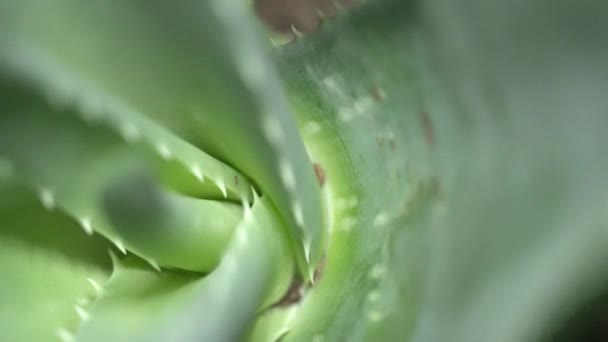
[
  {"x1": 246, "y1": 2, "x2": 436, "y2": 340},
  {"x1": 0, "y1": 0, "x2": 325, "y2": 276},
  {"x1": 76, "y1": 197, "x2": 293, "y2": 342},
  {"x1": 0, "y1": 184, "x2": 112, "y2": 342},
  {"x1": 0, "y1": 81, "x2": 242, "y2": 272},
  {"x1": 412, "y1": 0, "x2": 608, "y2": 340}
]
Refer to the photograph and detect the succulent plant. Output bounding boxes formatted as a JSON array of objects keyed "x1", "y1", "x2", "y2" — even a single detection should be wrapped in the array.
[{"x1": 1, "y1": 0, "x2": 607, "y2": 341}]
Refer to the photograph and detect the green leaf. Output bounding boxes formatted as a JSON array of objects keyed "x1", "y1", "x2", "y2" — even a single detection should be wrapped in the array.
[
  {"x1": 0, "y1": 184, "x2": 112, "y2": 342},
  {"x1": 0, "y1": 0, "x2": 325, "y2": 276},
  {"x1": 76, "y1": 197, "x2": 293, "y2": 342}
]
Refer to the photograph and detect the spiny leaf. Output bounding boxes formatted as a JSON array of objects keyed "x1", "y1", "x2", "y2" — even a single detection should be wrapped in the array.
[
  {"x1": 262, "y1": 2, "x2": 435, "y2": 340},
  {"x1": 0, "y1": 0, "x2": 325, "y2": 276},
  {"x1": 76, "y1": 197, "x2": 293, "y2": 342},
  {"x1": 0, "y1": 81, "x2": 242, "y2": 273},
  {"x1": 0, "y1": 184, "x2": 112, "y2": 342}
]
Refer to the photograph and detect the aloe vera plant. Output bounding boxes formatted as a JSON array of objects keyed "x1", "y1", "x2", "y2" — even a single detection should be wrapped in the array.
[{"x1": 1, "y1": 0, "x2": 607, "y2": 341}]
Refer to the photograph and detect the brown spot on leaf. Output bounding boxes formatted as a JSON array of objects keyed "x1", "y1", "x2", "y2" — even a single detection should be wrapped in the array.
[
  {"x1": 371, "y1": 85, "x2": 386, "y2": 102},
  {"x1": 377, "y1": 136, "x2": 385, "y2": 147},
  {"x1": 420, "y1": 111, "x2": 435, "y2": 146},
  {"x1": 234, "y1": 175, "x2": 239, "y2": 186},
  {"x1": 313, "y1": 163, "x2": 326, "y2": 187},
  {"x1": 389, "y1": 140, "x2": 396, "y2": 150},
  {"x1": 313, "y1": 254, "x2": 327, "y2": 284},
  {"x1": 275, "y1": 277, "x2": 304, "y2": 307}
]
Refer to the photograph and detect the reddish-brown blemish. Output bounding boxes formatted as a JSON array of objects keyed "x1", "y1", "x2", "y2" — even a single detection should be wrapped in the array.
[
  {"x1": 389, "y1": 140, "x2": 396, "y2": 150},
  {"x1": 420, "y1": 111, "x2": 435, "y2": 146},
  {"x1": 275, "y1": 278, "x2": 304, "y2": 307},
  {"x1": 371, "y1": 85, "x2": 385, "y2": 102},
  {"x1": 313, "y1": 163, "x2": 325, "y2": 187},
  {"x1": 313, "y1": 254, "x2": 327, "y2": 284}
]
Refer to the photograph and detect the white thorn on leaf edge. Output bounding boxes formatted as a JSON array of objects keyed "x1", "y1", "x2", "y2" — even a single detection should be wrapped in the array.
[
  {"x1": 216, "y1": 179, "x2": 227, "y2": 198},
  {"x1": 74, "y1": 305, "x2": 90, "y2": 321},
  {"x1": 39, "y1": 188, "x2": 55, "y2": 210},
  {"x1": 113, "y1": 240, "x2": 127, "y2": 255},
  {"x1": 78, "y1": 217, "x2": 93, "y2": 236},
  {"x1": 303, "y1": 238, "x2": 312, "y2": 263},
  {"x1": 146, "y1": 258, "x2": 161, "y2": 272},
  {"x1": 87, "y1": 277, "x2": 103, "y2": 295},
  {"x1": 156, "y1": 142, "x2": 173, "y2": 160},
  {"x1": 190, "y1": 165, "x2": 204, "y2": 182},
  {"x1": 308, "y1": 268, "x2": 315, "y2": 285},
  {"x1": 250, "y1": 186, "x2": 260, "y2": 200},
  {"x1": 56, "y1": 328, "x2": 75, "y2": 342}
]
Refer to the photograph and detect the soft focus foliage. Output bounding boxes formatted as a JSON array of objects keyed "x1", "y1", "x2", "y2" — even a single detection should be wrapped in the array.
[{"x1": 0, "y1": 0, "x2": 607, "y2": 341}]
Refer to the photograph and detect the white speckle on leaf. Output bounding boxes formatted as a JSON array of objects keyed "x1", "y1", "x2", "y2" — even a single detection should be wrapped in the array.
[
  {"x1": 303, "y1": 120, "x2": 322, "y2": 135},
  {"x1": 336, "y1": 196, "x2": 359, "y2": 211},
  {"x1": 368, "y1": 310, "x2": 383, "y2": 322},
  {"x1": 236, "y1": 55, "x2": 266, "y2": 89},
  {"x1": 262, "y1": 115, "x2": 284, "y2": 146},
  {"x1": 373, "y1": 212, "x2": 390, "y2": 227},
  {"x1": 338, "y1": 107, "x2": 356, "y2": 123},
  {"x1": 279, "y1": 159, "x2": 296, "y2": 191},
  {"x1": 353, "y1": 97, "x2": 374, "y2": 114},
  {"x1": 369, "y1": 264, "x2": 386, "y2": 279},
  {"x1": 292, "y1": 201, "x2": 305, "y2": 227},
  {"x1": 119, "y1": 122, "x2": 140, "y2": 143},
  {"x1": 367, "y1": 290, "x2": 380, "y2": 302},
  {"x1": 312, "y1": 334, "x2": 325, "y2": 342},
  {"x1": 322, "y1": 75, "x2": 340, "y2": 93},
  {"x1": 340, "y1": 216, "x2": 357, "y2": 232},
  {"x1": 39, "y1": 188, "x2": 55, "y2": 210},
  {"x1": 156, "y1": 143, "x2": 172, "y2": 160}
]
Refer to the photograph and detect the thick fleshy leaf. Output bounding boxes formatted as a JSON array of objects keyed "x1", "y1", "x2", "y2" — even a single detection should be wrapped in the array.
[
  {"x1": 0, "y1": 81, "x2": 243, "y2": 272},
  {"x1": 76, "y1": 197, "x2": 293, "y2": 342},
  {"x1": 259, "y1": 2, "x2": 435, "y2": 340},
  {"x1": 0, "y1": 184, "x2": 112, "y2": 342},
  {"x1": 0, "y1": 0, "x2": 325, "y2": 275}
]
